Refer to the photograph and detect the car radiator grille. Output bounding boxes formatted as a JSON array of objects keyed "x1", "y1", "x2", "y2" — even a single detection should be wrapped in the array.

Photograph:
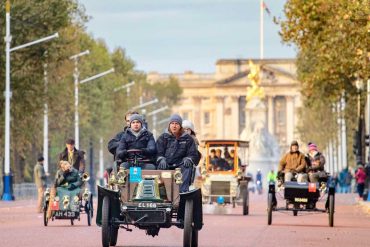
[{"x1": 210, "y1": 181, "x2": 230, "y2": 195}]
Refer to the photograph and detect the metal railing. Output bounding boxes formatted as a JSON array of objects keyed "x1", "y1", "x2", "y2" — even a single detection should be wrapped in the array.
[{"x1": 13, "y1": 183, "x2": 37, "y2": 199}]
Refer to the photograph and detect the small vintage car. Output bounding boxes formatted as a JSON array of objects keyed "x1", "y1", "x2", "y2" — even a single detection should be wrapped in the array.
[
  {"x1": 267, "y1": 173, "x2": 335, "y2": 227},
  {"x1": 43, "y1": 173, "x2": 93, "y2": 226},
  {"x1": 200, "y1": 140, "x2": 251, "y2": 215},
  {"x1": 96, "y1": 149, "x2": 203, "y2": 247}
]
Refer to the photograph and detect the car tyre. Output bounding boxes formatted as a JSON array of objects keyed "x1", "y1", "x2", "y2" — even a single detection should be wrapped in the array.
[
  {"x1": 102, "y1": 196, "x2": 111, "y2": 247},
  {"x1": 242, "y1": 185, "x2": 249, "y2": 215},
  {"x1": 183, "y1": 199, "x2": 193, "y2": 247},
  {"x1": 110, "y1": 227, "x2": 119, "y2": 246},
  {"x1": 328, "y1": 194, "x2": 334, "y2": 227},
  {"x1": 43, "y1": 202, "x2": 48, "y2": 227},
  {"x1": 267, "y1": 193, "x2": 273, "y2": 225}
]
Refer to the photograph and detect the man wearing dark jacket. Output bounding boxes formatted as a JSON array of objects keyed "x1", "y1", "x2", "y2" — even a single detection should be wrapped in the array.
[
  {"x1": 108, "y1": 110, "x2": 139, "y2": 158},
  {"x1": 116, "y1": 114, "x2": 156, "y2": 169},
  {"x1": 58, "y1": 138, "x2": 85, "y2": 173},
  {"x1": 156, "y1": 114, "x2": 200, "y2": 192}
]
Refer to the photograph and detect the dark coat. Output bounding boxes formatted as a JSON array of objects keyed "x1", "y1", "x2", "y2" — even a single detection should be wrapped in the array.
[
  {"x1": 156, "y1": 130, "x2": 200, "y2": 167},
  {"x1": 116, "y1": 128, "x2": 157, "y2": 161},
  {"x1": 305, "y1": 151, "x2": 326, "y2": 172},
  {"x1": 107, "y1": 126, "x2": 129, "y2": 157},
  {"x1": 54, "y1": 167, "x2": 83, "y2": 189},
  {"x1": 58, "y1": 148, "x2": 85, "y2": 173}
]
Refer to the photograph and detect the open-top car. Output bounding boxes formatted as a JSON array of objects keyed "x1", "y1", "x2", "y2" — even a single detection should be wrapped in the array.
[
  {"x1": 200, "y1": 140, "x2": 251, "y2": 215},
  {"x1": 96, "y1": 149, "x2": 203, "y2": 247},
  {"x1": 43, "y1": 173, "x2": 93, "y2": 226},
  {"x1": 267, "y1": 173, "x2": 336, "y2": 227}
]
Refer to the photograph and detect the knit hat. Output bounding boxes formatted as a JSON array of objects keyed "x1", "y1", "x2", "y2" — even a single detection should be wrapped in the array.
[
  {"x1": 169, "y1": 114, "x2": 182, "y2": 126},
  {"x1": 308, "y1": 143, "x2": 318, "y2": 151},
  {"x1": 37, "y1": 155, "x2": 44, "y2": 162},
  {"x1": 129, "y1": 114, "x2": 143, "y2": 125},
  {"x1": 182, "y1": 120, "x2": 194, "y2": 131}
]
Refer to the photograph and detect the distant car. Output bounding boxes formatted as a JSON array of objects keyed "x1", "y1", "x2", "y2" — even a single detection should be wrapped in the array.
[
  {"x1": 200, "y1": 140, "x2": 251, "y2": 215},
  {"x1": 43, "y1": 173, "x2": 93, "y2": 226}
]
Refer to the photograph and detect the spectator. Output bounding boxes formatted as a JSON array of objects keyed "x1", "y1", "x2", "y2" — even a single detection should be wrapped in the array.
[
  {"x1": 355, "y1": 165, "x2": 367, "y2": 199},
  {"x1": 34, "y1": 155, "x2": 47, "y2": 213}
]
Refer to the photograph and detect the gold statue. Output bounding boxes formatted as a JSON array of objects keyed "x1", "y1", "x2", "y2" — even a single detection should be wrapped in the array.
[{"x1": 246, "y1": 60, "x2": 265, "y2": 101}]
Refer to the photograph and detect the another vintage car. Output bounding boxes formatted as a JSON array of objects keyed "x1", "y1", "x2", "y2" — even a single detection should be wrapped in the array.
[
  {"x1": 43, "y1": 173, "x2": 93, "y2": 226},
  {"x1": 267, "y1": 173, "x2": 335, "y2": 227},
  {"x1": 96, "y1": 149, "x2": 203, "y2": 247},
  {"x1": 200, "y1": 140, "x2": 251, "y2": 215}
]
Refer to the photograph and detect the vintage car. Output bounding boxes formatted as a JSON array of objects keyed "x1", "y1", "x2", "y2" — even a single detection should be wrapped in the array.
[
  {"x1": 43, "y1": 173, "x2": 93, "y2": 226},
  {"x1": 267, "y1": 173, "x2": 335, "y2": 227},
  {"x1": 96, "y1": 149, "x2": 203, "y2": 247},
  {"x1": 200, "y1": 140, "x2": 251, "y2": 215}
]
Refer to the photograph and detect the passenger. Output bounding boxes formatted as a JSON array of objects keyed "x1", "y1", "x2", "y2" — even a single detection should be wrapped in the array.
[
  {"x1": 305, "y1": 143, "x2": 326, "y2": 183},
  {"x1": 115, "y1": 114, "x2": 156, "y2": 170},
  {"x1": 227, "y1": 149, "x2": 241, "y2": 170},
  {"x1": 108, "y1": 110, "x2": 139, "y2": 158},
  {"x1": 278, "y1": 140, "x2": 307, "y2": 183},
  {"x1": 156, "y1": 114, "x2": 200, "y2": 192},
  {"x1": 209, "y1": 149, "x2": 218, "y2": 167},
  {"x1": 54, "y1": 160, "x2": 83, "y2": 190},
  {"x1": 215, "y1": 149, "x2": 228, "y2": 171},
  {"x1": 58, "y1": 138, "x2": 85, "y2": 173}
]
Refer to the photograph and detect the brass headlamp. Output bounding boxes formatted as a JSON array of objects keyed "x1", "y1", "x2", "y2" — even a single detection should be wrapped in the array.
[{"x1": 174, "y1": 168, "x2": 183, "y2": 184}]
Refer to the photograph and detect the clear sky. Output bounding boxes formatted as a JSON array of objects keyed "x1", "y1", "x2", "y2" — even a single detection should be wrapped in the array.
[{"x1": 78, "y1": 0, "x2": 297, "y2": 73}]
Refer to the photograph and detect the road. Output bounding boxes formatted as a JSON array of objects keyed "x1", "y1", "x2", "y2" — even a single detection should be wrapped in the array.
[{"x1": 0, "y1": 193, "x2": 369, "y2": 247}]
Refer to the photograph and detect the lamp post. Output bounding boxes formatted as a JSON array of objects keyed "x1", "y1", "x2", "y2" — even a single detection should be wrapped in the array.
[
  {"x1": 147, "y1": 106, "x2": 169, "y2": 138},
  {"x1": 2, "y1": 0, "x2": 58, "y2": 201},
  {"x1": 113, "y1": 81, "x2": 135, "y2": 96},
  {"x1": 355, "y1": 78, "x2": 364, "y2": 165},
  {"x1": 69, "y1": 50, "x2": 90, "y2": 149}
]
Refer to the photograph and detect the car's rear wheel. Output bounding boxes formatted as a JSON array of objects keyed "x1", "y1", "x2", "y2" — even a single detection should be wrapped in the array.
[
  {"x1": 110, "y1": 227, "x2": 119, "y2": 246},
  {"x1": 328, "y1": 194, "x2": 334, "y2": 227},
  {"x1": 43, "y1": 202, "x2": 48, "y2": 226},
  {"x1": 183, "y1": 199, "x2": 193, "y2": 247},
  {"x1": 70, "y1": 219, "x2": 74, "y2": 225},
  {"x1": 293, "y1": 210, "x2": 298, "y2": 216},
  {"x1": 267, "y1": 193, "x2": 273, "y2": 225},
  {"x1": 102, "y1": 196, "x2": 111, "y2": 247},
  {"x1": 242, "y1": 185, "x2": 249, "y2": 215},
  {"x1": 89, "y1": 194, "x2": 94, "y2": 218},
  {"x1": 86, "y1": 202, "x2": 92, "y2": 226}
]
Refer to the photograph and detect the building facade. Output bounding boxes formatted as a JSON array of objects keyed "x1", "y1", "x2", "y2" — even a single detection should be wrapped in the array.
[{"x1": 147, "y1": 58, "x2": 301, "y2": 152}]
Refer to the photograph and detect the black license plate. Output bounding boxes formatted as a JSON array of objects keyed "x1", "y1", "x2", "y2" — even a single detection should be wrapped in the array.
[{"x1": 54, "y1": 210, "x2": 77, "y2": 218}]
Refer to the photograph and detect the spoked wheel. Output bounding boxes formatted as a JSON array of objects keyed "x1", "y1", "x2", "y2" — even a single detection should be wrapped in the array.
[
  {"x1": 242, "y1": 185, "x2": 249, "y2": 215},
  {"x1": 102, "y1": 196, "x2": 111, "y2": 247},
  {"x1": 110, "y1": 227, "x2": 119, "y2": 246},
  {"x1": 183, "y1": 199, "x2": 194, "y2": 247},
  {"x1": 86, "y1": 201, "x2": 92, "y2": 226},
  {"x1": 267, "y1": 193, "x2": 273, "y2": 225},
  {"x1": 293, "y1": 210, "x2": 298, "y2": 216},
  {"x1": 43, "y1": 203, "x2": 48, "y2": 226},
  {"x1": 70, "y1": 219, "x2": 74, "y2": 225},
  {"x1": 232, "y1": 197, "x2": 236, "y2": 208},
  {"x1": 328, "y1": 194, "x2": 335, "y2": 227},
  {"x1": 90, "y1": 194, "x2": 94, "y2": 218}
]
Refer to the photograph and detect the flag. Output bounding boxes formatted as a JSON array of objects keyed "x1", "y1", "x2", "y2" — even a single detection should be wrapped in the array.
[{"x1": 263, "y1": 1, "x2": 271, "y2": 16}]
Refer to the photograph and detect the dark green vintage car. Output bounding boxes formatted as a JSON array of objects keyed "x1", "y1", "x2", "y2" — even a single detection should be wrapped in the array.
[
  {"x1": 43, "y1": 173, "x2": 93, "y2": 226},
  {"x1": 96, "y1": 149, "x2": 203, "y2": 247}
]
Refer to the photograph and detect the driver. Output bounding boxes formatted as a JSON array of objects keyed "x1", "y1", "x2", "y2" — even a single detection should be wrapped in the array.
[
  {"x1": 54, "y1": 160, "x2": 83, "y2": 190},
  {"x1": 278, "y1": 140, "x2": 307, "y2": 183},
  {"x1": 156, "y1": 114, "x2": 200, "y2": 192},
  {"x1": 115, "y1": 114, "x2": 156, "y2": 169}
]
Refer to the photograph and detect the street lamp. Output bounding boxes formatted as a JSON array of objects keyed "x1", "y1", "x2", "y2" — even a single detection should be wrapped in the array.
[
  {"x1": 2, "y1": 0, "x2": 58, "y2": 201},
  {"x1": 113, "y1": 81, "x2": 135, "y2": 96},
  {"x1": 131, "y1": 98, "x2": 159, "y2": 110},
  {"x1": 147, "y1": 106, "x2": 169, "y2": 137}
]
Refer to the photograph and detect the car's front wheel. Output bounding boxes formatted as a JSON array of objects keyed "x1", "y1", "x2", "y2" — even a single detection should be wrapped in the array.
[{"x1": 102, "y1": 196, "x2": 111, "y2": 247}]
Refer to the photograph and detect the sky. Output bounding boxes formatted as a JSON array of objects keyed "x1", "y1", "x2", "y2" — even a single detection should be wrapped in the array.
[{"x1": 78, "y1": 0, "x2": 297, "y2": 73}]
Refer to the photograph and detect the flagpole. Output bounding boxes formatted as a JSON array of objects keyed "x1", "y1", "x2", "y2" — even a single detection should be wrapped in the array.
[{"x1": 260, "y1": 0, "x2": 264, "y2": 59}]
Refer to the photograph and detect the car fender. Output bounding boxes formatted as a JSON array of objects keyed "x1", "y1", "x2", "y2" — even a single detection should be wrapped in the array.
[
  {"x1": 178, "y1": 188, "x2": 203, "y2": 230},
  {"x1": 96, "y1": 185, "x2": 120, "y2": 226}
]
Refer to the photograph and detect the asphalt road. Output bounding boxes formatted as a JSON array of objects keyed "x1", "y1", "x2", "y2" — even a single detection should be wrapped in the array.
[{"x1": 0, "y1": 192, "x2": 369, "y2": 247}]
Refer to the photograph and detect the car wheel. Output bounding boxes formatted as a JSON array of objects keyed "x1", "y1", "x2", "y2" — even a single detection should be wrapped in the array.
[
  {"x1": 87, "y1": 203, "x2": 92, "y2": 226},
  {"x1": 110, "y1": 227, "x2": 119, "y2": 246},
  {"x1": 328, "y1": 194, "x2": 334, "y2": 227},
  {"x1": 267, "y1": 193, "x2": 273, "y2": 225},
  {"x1": 102, "y1": 196, "x2": 111, "y2": 247},
  {"x1": 70, "y1": 219, "x2": 74, "y2": 225},
  {"x1": 243, "y1": 185, "x2": 249, "y2": 215},
  {"x1": 43, "y1": 202, "x2": 48, "y2": 227},
  {"x1": 191, "y1": 227, "x2": 198, "y2": 247},
  {"x1": 183, "y1": 199, "x2": 193, "y2": 247}
]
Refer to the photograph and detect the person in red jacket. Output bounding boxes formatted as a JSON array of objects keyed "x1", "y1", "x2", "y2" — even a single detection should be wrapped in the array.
[{"x1": 355, "y1": 165, "x2": 367, "y2": 199}]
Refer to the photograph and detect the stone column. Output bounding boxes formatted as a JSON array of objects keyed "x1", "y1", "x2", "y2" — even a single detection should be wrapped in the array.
[
  {"x1": 230, "y1": 96, "x2": 240, "y2": 139},
  {"x1": 286, "y1": 96, "x2": 295, "y2": 144},
  {"x1": 216, "y1": 96, "x2": 225, "y2": 139},
  {"x1": 267, "y1": 96, "x2": 274, "y2": 135},
  {"x1": 192, "y1": 96, "x2": 202, "y2": 134}
]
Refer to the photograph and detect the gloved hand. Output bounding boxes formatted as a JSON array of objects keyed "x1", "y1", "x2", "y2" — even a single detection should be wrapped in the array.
[
  {"x1": 157, "y1": 157, "x2": 168, "y2": 170},
  {"x1": 182, "y1": 157, "x2": 193, "y2": 168},
  {"x1": 68, "y1": 184, "x2": 77, "y2": 190}
]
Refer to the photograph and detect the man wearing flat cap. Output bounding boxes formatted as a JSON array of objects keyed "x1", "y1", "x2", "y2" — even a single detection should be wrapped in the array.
[
  {"x1": 116, "y1": 114, "x2": 157, "y2": 169},
  {"x1": 278, "y1": 140, "x2": 307, "y2": 183},
  {"x1": 58, "y1": 138, "x2": 86, "y2": 173},
  {"x1": 156, "y1": 114, "x2": 200, "y2": 192}
]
